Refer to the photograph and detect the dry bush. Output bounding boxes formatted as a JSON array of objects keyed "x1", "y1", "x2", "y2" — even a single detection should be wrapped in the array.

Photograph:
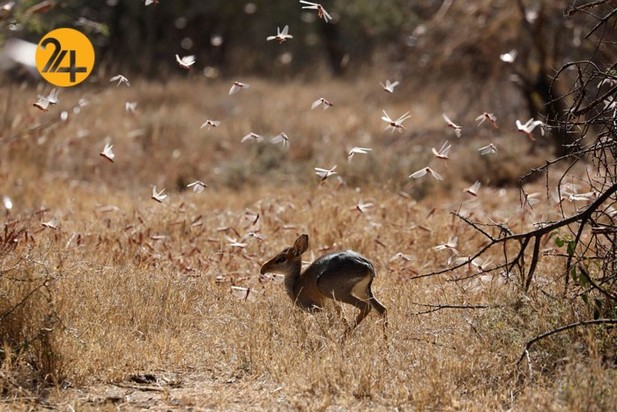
[
  {"x1": 0, "y1": 180, "x2": 614, "y2": 409},
  {"x1": 2, "y1": 74, "x2": 548, "y2": 198},
  {"x1": 0, "y1": 215, "x2": 65, "y2": 398}
]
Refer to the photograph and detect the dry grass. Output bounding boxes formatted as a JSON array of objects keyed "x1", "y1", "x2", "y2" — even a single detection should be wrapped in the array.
[{"x1": 0, "y1": 77, "x2": 615, "y2": 410}]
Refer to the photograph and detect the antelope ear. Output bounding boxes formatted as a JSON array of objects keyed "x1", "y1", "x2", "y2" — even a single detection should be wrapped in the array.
[{"x1": 293, "y1": 234, "x2": 309, "y2": 256}]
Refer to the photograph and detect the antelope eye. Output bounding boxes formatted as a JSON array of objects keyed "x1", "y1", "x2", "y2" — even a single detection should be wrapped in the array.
[{"x1": 274, "y1": 256, "x2": 287, "y2": 264}]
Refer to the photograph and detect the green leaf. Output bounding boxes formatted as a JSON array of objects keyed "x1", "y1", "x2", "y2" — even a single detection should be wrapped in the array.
[
  {"x1": 567, "y1": 240, "x2": 577, "y2": 257},
  {"x1": 593, "y1": 299, "x2": 602, "y2": 319},
  {"x1": 578, "y1": 266, "x2": 590, "y2": 287},
  {"x1": 555, "y1": 236, "x2": 565, "y2": 248}
]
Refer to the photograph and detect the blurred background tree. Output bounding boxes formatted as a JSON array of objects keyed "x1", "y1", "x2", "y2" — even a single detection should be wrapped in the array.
[
  {"x1": 404, "y1": 0, "x2": 614, "y2": 155},
  {"x1": 1, "y1": 0, "x2": 419, "y2": 77},
  {"x1": 102, "y1": 0, "x2": 420, "y2": 78},
  {"x1": 1, "y1": 0, "x2": 615, "y2": 155}
]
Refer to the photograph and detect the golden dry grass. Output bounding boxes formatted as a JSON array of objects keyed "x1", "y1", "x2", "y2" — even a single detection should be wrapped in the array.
[{"x1": 1, "y1": 77, "x2": 615, "y2": 410}]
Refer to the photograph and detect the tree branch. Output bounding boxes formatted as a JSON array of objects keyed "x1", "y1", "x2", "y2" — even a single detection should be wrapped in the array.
[
  {"x1": 516, "y1": 318, "x2": 617, "y2": 365},
  {"x1": 415, "y1": 183, "x2": 617, "y2": 284}
]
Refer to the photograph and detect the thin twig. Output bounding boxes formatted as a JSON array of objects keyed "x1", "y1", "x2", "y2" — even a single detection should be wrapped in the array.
[
  {"x1": 565, "y1": 1, "x2": 612, "y2": 17},
  {"x1": 577, "y1": 265, "x2": 617, "y2": 301},
  {"x1": 516, "y1": 318, "x2": 617, "y2": 365},
  {"x1": 0, "y1": 278, "x2": 51, "y2": 323},
  {"x1": 411, "y1": 302, "x2": 493, "y2": 315}
]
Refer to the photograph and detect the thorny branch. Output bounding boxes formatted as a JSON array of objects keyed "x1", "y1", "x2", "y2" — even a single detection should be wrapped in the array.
[{"x1": 414, "y1": 183, "x2": 617, "y2": 290}]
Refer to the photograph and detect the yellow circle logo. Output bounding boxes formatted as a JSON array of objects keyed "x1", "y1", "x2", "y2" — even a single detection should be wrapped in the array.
[{"x1": 35, "y1": 28, "x2": 95, "y2": 87}]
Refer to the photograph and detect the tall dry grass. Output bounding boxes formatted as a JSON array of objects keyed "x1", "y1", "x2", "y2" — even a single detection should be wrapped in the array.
[{"x1": 0, "y1": 78, "x2": 615, "y2": 410}]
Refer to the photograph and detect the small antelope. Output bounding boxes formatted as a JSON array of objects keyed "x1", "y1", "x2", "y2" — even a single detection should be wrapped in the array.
[{"x1": 260, "y1": 234, "x2": 387, "y2": 332}]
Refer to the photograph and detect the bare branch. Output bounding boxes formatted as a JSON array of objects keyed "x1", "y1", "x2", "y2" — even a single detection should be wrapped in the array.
[
  {"x1": 565, "y1": 1, "x2": 612, "y2": 18},
  {"x1": 516, "y1": 319, "x2": 617, "y2": 365},
  {"x1": 411, "y1": 302, "x2": 494, "y2": 315},
  {"x1": 416, "y1": 183, "x2": 617, "y2": 288}
]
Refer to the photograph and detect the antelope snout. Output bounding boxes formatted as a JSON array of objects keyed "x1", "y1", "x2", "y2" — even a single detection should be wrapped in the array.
[{"x1": 259, "y1": 263, "x2": 269, "y2": 275}]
